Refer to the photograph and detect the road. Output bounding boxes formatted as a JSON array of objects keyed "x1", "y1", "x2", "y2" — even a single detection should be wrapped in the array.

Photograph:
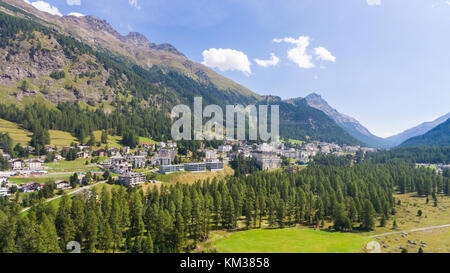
[
  {"x1": 20, "y1": 181, "x2": 106, "y2": 213},
  {"x1": 368, "y1": 224, "x2": 450, "y2": 238}
]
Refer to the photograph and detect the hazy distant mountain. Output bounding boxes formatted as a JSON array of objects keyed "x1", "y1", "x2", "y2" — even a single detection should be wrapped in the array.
[
  {"x1": 386, "y1": 113, "x2": 450, "y2": 146},
  {"x1": 401, "y1": 118, "x2": 450, "y2": 147},
  {"x1": 286, "y1": 93, "x2": 392, "y2": 148}
]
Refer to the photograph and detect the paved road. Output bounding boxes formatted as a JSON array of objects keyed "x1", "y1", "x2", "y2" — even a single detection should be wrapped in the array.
[
  {"x1": 20, "y1": 181, "x2": 106, "y2": 213},
  {"x1": 368, "y1": 224, "x2": 450, "y2": 238}
]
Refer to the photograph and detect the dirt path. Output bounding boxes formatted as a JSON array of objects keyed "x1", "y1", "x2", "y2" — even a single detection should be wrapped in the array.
[{"x1": 368, "y1": 224, "x2": 450, "y2": 238}]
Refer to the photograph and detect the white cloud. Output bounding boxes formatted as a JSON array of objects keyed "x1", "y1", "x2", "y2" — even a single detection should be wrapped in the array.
[
  {"x1": 66, "y1": 0, "x2": 81, "y2": 6},
  {"x1": 202, "y1": 48, "x2": 252, "y2": 75},
  {"x1": 314, "y1": 47, "x2": 336, "y2": 62},
  {"x1": 273, "y1": 36, "x2": 315, "y2": 69},
  {"x1": 128, "y1": 0, "x2": 141, "y2": 9},
  {"x1": 28, "y1": 1, "x2": 62, "y2": 16},
  {"x1": 67, "y1": 12, "x2": 84, "y2": 17},
  {"x1": 367, "y1": 0, "x2": 381, "y2": 6},
  {"x1": 254, "y1": 53, "x2": 280, "y2": 68}
]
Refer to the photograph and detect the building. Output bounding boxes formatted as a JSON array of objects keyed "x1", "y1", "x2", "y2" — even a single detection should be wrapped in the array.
[
  {"x1": 0, "y1": 187, "x2": 8, "y2": 197},
  {"x1": 159, "y1": 148, "x2": 177, "y2": 161},
  {"x1": 206, "y1": 162, "x2": 224, "y2": 172},
  {"x1": 0, "y1": 177, "x2": 8, "y2": 185},
  {"x1": 55, "y1": 180, "x2": 72, "y2": 190},
  {"x1": 9, "y1": 159, "x2": 24, "y2": 170},
  {"x1": 218, "y1": 145, "x2": 232, "y2": 153},
  {"x1": 95, "y1": 149, "x2": 107, "y2": 157},
  {"x1": 109, "y1": 148, "x2": 121, "y2": 156},
  {"x1": 167, "y1": 141, "x2": 177, "y2": 148},
  {"x1": 131, "y1": 156, "x2": 146, "y2": 169},
  {"x1": 252, "y1": 151, "x2": 282, "y2": 171},
  {"x1": 19, "y1": 182, "x2": 42, "y2": 193},
  {"x1": 151, "y1": 156, "x2": 171, "y2": 166},
  {"x1": 27, "y1": 158, "x2": 43, "y2": 170},
  {"x1": 118, "y1": 172, "x2": 146, "y2": 187},
  {"x1": 205, "y1": 149, "x2": 217, "y2": 159},
  {"x1": 1, "y1": 153, "x2": 11, "y2": 161},
  {"x1": 159, "y1": 165, "x2": 184, "y2": 175},
  {"x1": 122, "y1": 146, "x2": 130, "y2": 154},
  {"x1": 77, "y1": 151, "x2": 91, "y2": 159},
  {"x1": 184, "y1": 163, "x2": 206, "y2": 172}
]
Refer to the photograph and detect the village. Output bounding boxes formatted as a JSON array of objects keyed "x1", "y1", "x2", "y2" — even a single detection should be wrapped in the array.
[{"x1": 0, "y1": 139, "x2": 377, "y2": 199}]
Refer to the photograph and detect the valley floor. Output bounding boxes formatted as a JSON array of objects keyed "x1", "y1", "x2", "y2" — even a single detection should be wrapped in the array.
[{"x1": 197, "y1": 193, "x2": 450, "y2": 253}]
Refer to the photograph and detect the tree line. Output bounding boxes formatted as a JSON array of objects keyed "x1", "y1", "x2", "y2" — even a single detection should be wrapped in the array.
[{"x1": 2, "y1": 161, "x2": 445, "y2": 253}]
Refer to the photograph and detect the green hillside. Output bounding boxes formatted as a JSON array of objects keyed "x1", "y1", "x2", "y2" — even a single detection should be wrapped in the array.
[
  {"x1": 401, "y1": 119, "x2": 450, "y2": 147},
  {"x1": 0, "y1": 8, "x2": 361, "y2": 145}
]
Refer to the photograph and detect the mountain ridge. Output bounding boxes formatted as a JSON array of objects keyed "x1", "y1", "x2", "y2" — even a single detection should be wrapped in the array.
[
  {"x1": 0, "y1": 0, "x2": 362, "y2": 145},
  {"x1": 285, "y1": 93, "x2": 390, "y2": 148},
  {"x1": 400, "y1": 118, "x2": 450, "y2": 147},
  {"x1": 386, "y1": 112, "x2": 450, "y2": 146}
]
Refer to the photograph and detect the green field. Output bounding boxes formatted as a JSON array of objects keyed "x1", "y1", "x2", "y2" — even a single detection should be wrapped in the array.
[
  {"x1": 9, "y1": 174, "x2": 72, "y2": 185},
  {"x1": 154, "y1": 165, "x2": 234, "y2": 185},
  {"x1": 208, "y1": 228, "x2": 370, "y2": 253},
  {"x1": 0, "y1": 118, "x2": 32, "y2": 145},
  {"x1": 49, "y1": 130, "x2": 78, "y2": 147},
  {"x1": 139, "y1": 136, "x2": 158, "y2": 144},
  {"x1": 0, "y1": 118, "x2": 79, "y2": 147},
  {"x1": 93, "y1": 130, "x2": 123, "y2": 148}
]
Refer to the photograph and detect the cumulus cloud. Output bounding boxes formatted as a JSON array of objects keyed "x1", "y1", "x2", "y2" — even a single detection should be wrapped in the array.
[
  {"x1": 273, "y1": 36, "x2": 315, "y2": 69},
  {"x1": 27, "y1": 1, "x2": 62, "y2": 16},
  {"x1": 67, "y1": 12, "x2": 85, "y2": 17},
  {"x1": 128, "y1": 0, "x2": 141, "y2": 9},
  {"x1": 314, "y1": 47, "x2": 336, "y2": 62},
  {"x1": 367, "y1": 0, "x2": 381, "y2": 6},
  {"x1": 66, "y1": 0, "x2": 81, "y2": 5},
  {"x1": 202, "y1": 48, "x2": 252, "y2": 75},
  {"x1": 254, "y1": 53, "x2": 280, "y2": 68}
]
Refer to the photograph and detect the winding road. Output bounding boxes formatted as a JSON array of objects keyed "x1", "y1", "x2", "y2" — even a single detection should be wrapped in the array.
[
  {"x1": 20, "y1": 181, "x2": 106, "y2": 213},
  {"x1": 368, "y1": 224, "x2": 450, "y2": 238}
]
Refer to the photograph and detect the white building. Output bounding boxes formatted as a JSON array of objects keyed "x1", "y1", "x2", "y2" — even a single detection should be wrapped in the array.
[
  {"x1": 9, "y1": 159, "x2": 24, "y2": 170},
  {"x1": 218, "y1": 145, "x2": 232, "y2": 153},
  {"x1": 27, "y1": 158, "x2": 43, "y2": 170},
  {"x1": 118, "y1": 172, "x2": 146, "y2": 187}
]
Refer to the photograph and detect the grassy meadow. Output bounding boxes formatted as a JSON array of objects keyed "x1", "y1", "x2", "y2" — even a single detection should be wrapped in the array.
[{"x1": 202, "y1": 228, "x2": 370, "y2": 253}]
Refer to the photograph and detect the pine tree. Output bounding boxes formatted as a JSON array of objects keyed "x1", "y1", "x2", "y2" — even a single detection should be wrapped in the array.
[
  {"x1": 84, "y1": 209, "x2": 99, "y2": 252},
  {"x1": 361, "y1": 200, "x2": 376, "y2": 231},
  {"x1": 130, "y1": 191, "x2": 145, "y2": 237},
  {"x1": 142, "y1": 233, "x2": 154, "y2": 253},
  {"x1": 55, "y1": 195, "x2": 75, "y2": 250}
]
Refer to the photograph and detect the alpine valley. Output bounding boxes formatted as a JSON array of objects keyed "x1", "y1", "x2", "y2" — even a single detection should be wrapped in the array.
[{"x1": 0, "y1": 0, "x2": 361, "y2": 146}]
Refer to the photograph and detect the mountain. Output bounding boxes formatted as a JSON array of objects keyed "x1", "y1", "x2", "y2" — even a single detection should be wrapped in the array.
[
  {"x1": 0, "y1": 0, "x2": 361, "y2": 145},
  {"x1": 400, "y1": 118, "x2": 450, "y2": 147},
  {"x1": 386, "y1": 112, "x2": 450, "y2": 146},
  {"x1": 286, "y1": 93, "x2": 390, "y2": 148}
]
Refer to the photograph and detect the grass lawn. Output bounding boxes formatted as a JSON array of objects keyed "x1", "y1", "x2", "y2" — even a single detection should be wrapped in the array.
[
  {"x1": 49, "y1": 130, "x2": 78, "y2": 148},
  {"x1": 206, "y1": 228, "x2": 370, "y2": 253},
  {"x1": 287, "y1": 139, "x2": 305, "y2": 145},
  {"x1": 44, "y1": 158, "x2": 100, "y2": 173},
  {"x1": 369, "y1": 193, "x2": 450, "y2": 253},
  {"x1": 0, "y1": 118, "x2": 31, "y2": 145},
  {"x1": 139, "y1": 136, "x2": 158, "y2": 144},
  {"x1": 154, "y1": 165, "x2": 234, "y2": 185},
  {"x1": 9, "y1": 174, "x2": 72, "y2": 185},
  {"x1": 93, "y1": 130, "x2": 123, "y2": 148}
]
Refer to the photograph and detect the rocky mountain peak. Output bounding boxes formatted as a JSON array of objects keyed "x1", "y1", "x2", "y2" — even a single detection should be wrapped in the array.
[
  {"x1": 78, "y1": 16, "x2": 122, "y2": 39},
  {"x1": 124, "y1": 32, "x2": 152, "y2": 48}
]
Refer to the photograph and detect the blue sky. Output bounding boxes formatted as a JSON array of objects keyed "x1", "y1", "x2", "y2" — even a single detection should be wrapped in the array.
[{"x1": 25, "y1": 0, "x2": 450, "y2": 138}]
